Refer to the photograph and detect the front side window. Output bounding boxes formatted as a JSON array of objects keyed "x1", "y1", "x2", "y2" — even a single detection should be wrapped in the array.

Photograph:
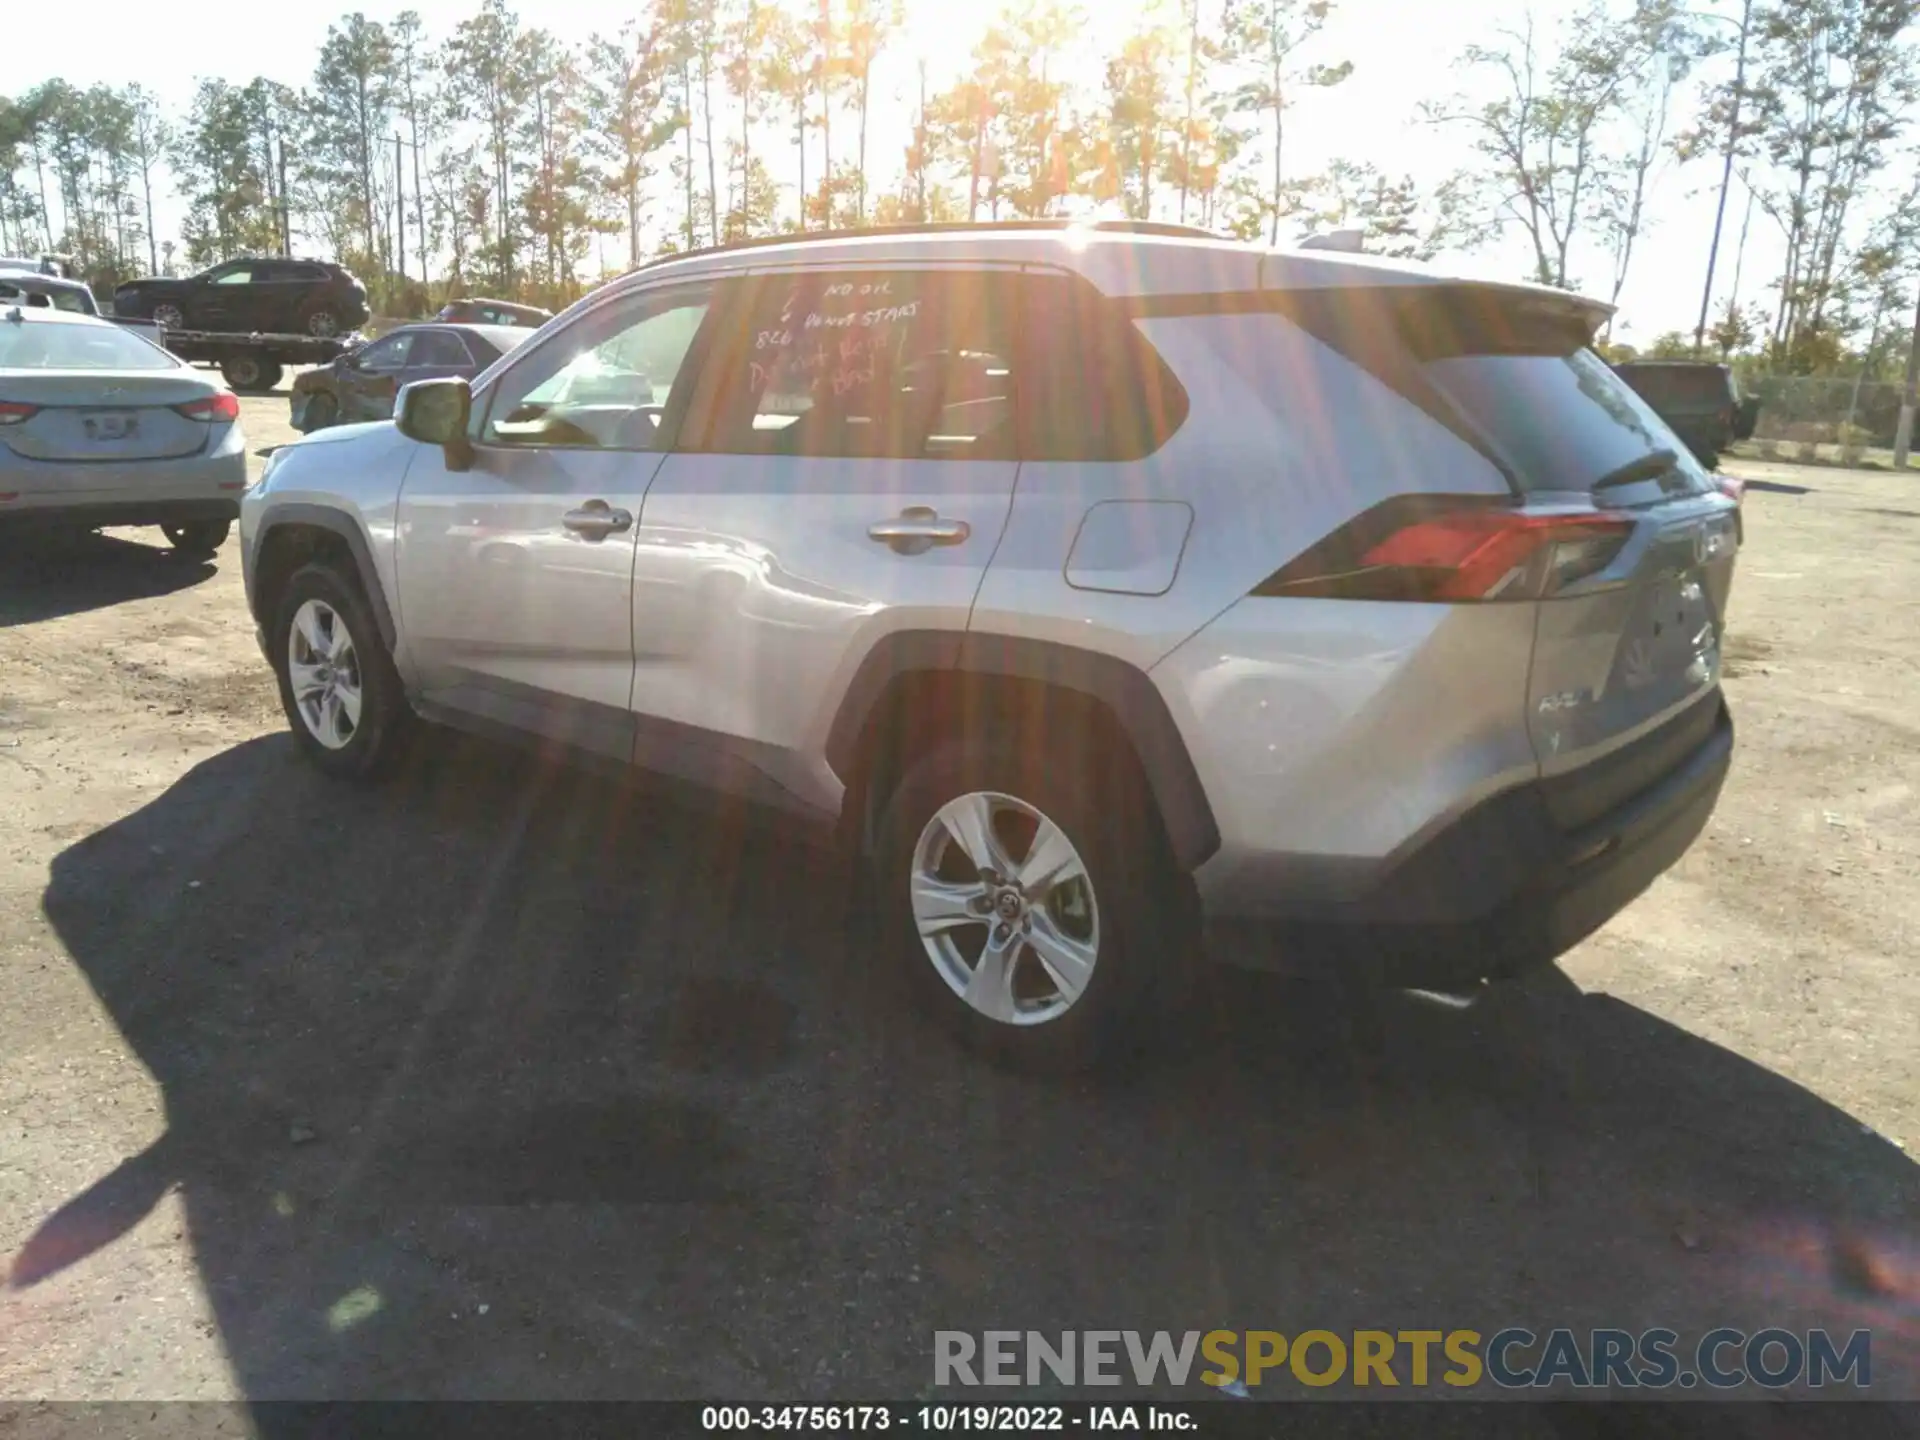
[
  {"x1": 210, "y1": 266, "x2": 257, "y2": 286},
  {"x1": 480, "y1": 283, "x2": 711, "y2": 451},
  {"x1": 697, "y1": 270, "x2": 1018, "y2": 461},
  {"x1": 356, "y1": 334, "x2": 413, "y2": 372}
]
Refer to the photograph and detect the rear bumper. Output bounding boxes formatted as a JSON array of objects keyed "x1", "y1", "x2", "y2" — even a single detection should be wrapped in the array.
[{"x1": 1203, "y1": 699, "x2": 1734, "y2": 986}]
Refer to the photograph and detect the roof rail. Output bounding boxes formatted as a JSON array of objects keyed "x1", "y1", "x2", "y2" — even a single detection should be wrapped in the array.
[{"x1": 635, "y1": 218, "x2": 1230, "y2": 274}]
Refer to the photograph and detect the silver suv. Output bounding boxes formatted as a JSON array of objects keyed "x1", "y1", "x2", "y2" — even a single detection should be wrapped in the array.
[{"x1": 240, "y1": 221, "x2": 1738, "y2": 1068}]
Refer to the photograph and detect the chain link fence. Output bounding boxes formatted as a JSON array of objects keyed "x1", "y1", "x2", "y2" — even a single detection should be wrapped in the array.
[{"x1": 1743, "y1": 375, "x2": 1910, "y2": 460}]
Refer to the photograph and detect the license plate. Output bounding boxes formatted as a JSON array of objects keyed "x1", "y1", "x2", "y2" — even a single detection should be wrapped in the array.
[{"x1": 84, "y1": 412, "x2": 137, "y2": 441}]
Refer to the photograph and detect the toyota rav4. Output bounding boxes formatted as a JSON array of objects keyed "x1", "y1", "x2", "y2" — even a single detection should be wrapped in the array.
[{"x1": 239, "y1": 220, "x2": 1739, "y2": 1068}]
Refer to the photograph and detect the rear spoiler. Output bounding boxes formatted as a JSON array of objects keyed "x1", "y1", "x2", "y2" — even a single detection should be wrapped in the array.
[{"x1": 1121, "y1": 276, "x2": 1614, "y2": 348}]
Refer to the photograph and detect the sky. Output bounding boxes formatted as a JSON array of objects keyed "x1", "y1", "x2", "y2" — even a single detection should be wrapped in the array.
[{"x1": 21, "y1": 0, "x2": 1782, "y2": 345}]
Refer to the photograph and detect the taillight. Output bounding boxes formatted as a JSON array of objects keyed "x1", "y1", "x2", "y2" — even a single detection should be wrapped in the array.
[
  {"x1": 0, "y1": 401, "x2": 39, "y2": 425},
  {"x1": 1254, "y1": 497, "x2": 1634, "y2": 603},
  {"x1": 175, "y1": 392, "x2": 240, "y2": 423}
]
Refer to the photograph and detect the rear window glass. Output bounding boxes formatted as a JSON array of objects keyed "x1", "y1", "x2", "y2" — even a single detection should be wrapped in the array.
[
  {"x1": 1428, "y1": 348, "x2": 1716, "y2": 496},
  {"x1": 0, "y1": 321, "x2": 178, "y2": 370},
  {"x1": 0, "y1": 281, "x2": 92, "y2": 314},
  {"x1": 1274, "y1": 286, "x2": 1713, "y2": 496}
]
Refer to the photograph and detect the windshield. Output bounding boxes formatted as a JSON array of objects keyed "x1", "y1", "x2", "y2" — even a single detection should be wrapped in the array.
[{"x1": 0, "y1": 321, "x2": 180, "y2": 370}]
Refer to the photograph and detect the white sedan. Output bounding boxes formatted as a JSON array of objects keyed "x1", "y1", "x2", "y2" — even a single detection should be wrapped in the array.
[{"x1": 0, "y1": 303, "x2": 247, "y2": 556}]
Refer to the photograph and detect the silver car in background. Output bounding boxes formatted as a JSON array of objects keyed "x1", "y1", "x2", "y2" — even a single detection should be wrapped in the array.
[{"x1": 0, "y1": 304, "x2": 247, "y2": 556}]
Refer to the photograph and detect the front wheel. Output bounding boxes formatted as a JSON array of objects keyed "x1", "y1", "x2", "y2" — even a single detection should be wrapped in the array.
[
  {"x1": 305, "y1": 307, "x2": 342, "y2": 338},
  {"x1": 271, "y1": 563, "x2": 413, "y2": 780},
  {"x1": 874, "y1": 737, "x2": 1187, "y2": 1071},
  {"x1": 161, "y1": 519, "x2": 230, "y2": 557},
  {"x1": 302, "y1": 392, "x2": 339, "y2": 431}
]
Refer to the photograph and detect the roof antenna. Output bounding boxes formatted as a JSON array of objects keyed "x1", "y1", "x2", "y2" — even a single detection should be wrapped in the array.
[{"x1": 1298, "y1": 228, "x2": 1366, "y2": 253}]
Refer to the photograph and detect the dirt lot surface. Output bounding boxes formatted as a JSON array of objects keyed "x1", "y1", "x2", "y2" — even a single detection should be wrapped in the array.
[{"x1": 0, "y1": 397, "x2": 1915, "y2": 1409}]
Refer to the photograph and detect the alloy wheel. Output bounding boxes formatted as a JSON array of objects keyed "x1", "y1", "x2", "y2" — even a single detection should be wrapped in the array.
[
  {"x1": 286, "y1": 598, "x2": 362, "y2": 751},
  {"x1": 909, "y1": 791, "x2": 1101, "y2": 1027},
  {"x1": 152, "y1": 303, "x2": 185, "y2": 330},
  {"x1": 306, "y1": 310, "x2": 340, "y2": 337}
]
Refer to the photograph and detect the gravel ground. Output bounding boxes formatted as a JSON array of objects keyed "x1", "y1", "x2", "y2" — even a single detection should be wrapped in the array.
[{"x1": 0, "y1": 395, "x2": 1915, "y2": 1408}]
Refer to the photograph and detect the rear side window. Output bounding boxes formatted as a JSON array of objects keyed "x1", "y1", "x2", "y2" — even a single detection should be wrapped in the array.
[
  {"x1": 1278, "y1": 286, "x2": 1713, "y2": 497},
  {"x1": 697, "y1": 270, "x2": 1019, "y2": 461},
  {"x1": 412, "y1": 331, "x2": 472, "y2": 366},
  {"x1": 1020, "y1": 274, "x2": 1189, "y2": 461}
]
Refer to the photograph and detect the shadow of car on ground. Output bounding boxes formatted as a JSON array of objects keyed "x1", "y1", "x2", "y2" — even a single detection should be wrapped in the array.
[
  {"x1": 0, "y1": 530, "x2": 218, "y2": 628},
  {"x1": 15, "y1": 730, "x2": 1920, "y2": 1408}
]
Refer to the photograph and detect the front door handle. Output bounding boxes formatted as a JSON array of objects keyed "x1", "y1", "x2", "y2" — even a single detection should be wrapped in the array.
[
  {"x1": 868, "y1": 505, "x2": 970, "y2": 555},
  {"x1": 562, "y1": 500, "x2": 634, "y2": 541}
]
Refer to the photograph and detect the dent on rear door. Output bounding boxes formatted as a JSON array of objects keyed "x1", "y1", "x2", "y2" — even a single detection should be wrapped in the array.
[{"x1": 1527, "y1": 492, "x2": 1737, "y2": 776}]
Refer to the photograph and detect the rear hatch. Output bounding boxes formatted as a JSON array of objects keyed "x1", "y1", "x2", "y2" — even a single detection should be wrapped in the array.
[
  {"x1": 1266, "y1": 282, "x2": 1738, "y2": 821},
  {"x1": 1413, "y1": 298, "x2": 1739, "y2": 814},
  {"x1": 1, "y1": 372, "x2": 218, "y2": 481}
]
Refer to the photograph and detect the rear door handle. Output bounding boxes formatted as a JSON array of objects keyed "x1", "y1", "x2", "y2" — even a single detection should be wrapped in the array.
[
  {"x1": 562, "y1": 500, "x2": 633, "y2": 540},
  {"x1": 868, "y1": 506, "x2": 970, "y2": 554}
]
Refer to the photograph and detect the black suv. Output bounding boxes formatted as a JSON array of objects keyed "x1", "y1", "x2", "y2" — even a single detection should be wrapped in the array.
[
  {"x1": 1611, "y1": 360, "x2": 1752, "y2": 468},
  {"x1": 435, "y1": 297, "x2": 551, "y2": 327},
  {"x1": 114, "y1": 259, "x2": 370, "y2": 338}
]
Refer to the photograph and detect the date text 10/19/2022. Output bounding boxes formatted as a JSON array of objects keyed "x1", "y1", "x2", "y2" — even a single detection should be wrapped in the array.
[{"x1": 702, "y1": 1407, "x2": 1190, "y2": 1432}]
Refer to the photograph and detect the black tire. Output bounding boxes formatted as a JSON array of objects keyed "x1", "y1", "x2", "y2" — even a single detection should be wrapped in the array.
[
  {"x1": 304, "y1": 307, "x2": 342, "y2": 338},
  {"x1": 161, "y1": 519, "x2": 230, "y2": 557},
  {"x1": 152, "y1": 303, "x2": 186, "y2": 331},
  {"x1": 220, "y1": 356, "x2": 264, "y2": 391},
  {"x1": 219, "y1": 357, "x2": 283, "y2": 394},
  {"x1": 303, "y1": 393, "x2": 339, "y2": 431},
  {"x1": 873, "y1": 735, "x2": 1190, "y2": 1072},
  {"x1": 270, "y1": 561, "x2": 414, "y2": 781}
]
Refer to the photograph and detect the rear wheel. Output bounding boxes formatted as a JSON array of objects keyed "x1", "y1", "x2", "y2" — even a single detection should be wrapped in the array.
[
  {"x1": 151, "y1": 302, "x2": 185, "y2": 331},
  {"x1": 161, "y1": 520, "x2": 230, "y2": 557},
  {"x1": 874, "y1": 737, "x2": 1186, "y2": 1071},
  {"x1": 271, "y1": 563, "x2": 413, "y2": 780},
  {"x1": 220, "y1": 356, "x2": 282, "y2": 393}
]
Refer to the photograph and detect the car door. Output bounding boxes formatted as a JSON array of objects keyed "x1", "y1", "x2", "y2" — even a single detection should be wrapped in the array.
[
  {"x1": 630, "y1": 265, "x2": 1023, "y2": 811},
  {"x1": 394, "y1": 279, "x2": 717, "y2": 759},
  {"x1": 250, "y1": 261, "x2": 313, "y2": 331},
  {"x1": 338, "y1": 331, "x2": 414, "y2": 422},
  {"x1": 197, "y1": 263, "x2": 263, "y2": 331}
]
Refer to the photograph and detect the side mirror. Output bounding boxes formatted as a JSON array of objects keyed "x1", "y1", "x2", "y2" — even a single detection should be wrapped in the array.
[{"x1": 395, "y1": 377, "x2": 474, "y2": 471}]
